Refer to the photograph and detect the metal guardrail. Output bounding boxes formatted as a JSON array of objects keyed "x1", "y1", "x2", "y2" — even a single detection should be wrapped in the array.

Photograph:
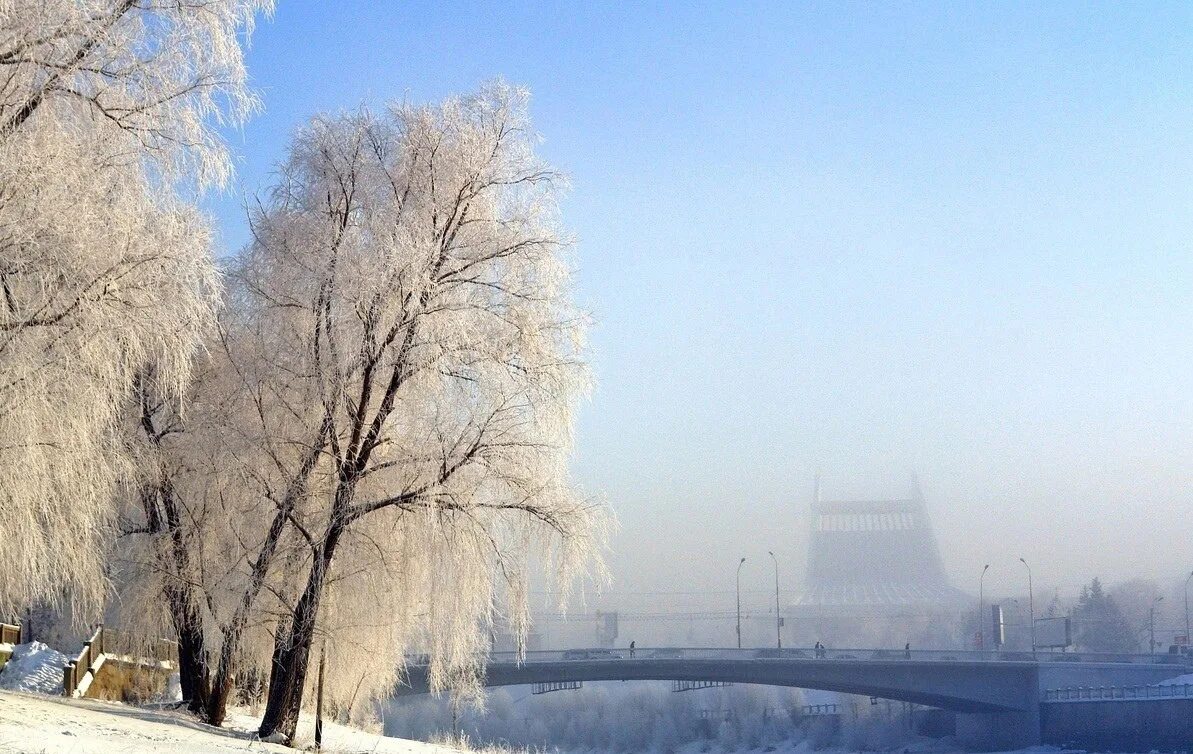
[
  {"x1": 1044, "y1": 683, "x2": 1193, "y2": 702},
  {"x1": 531, "y1": 680, "x2": 582, "y2": 695},
  {"x1": 448, "y1": 646, "x2": 1193, "y2": 667},
  {"x1": 672, "y1": 679, "x2": 732, "y2": 692}
]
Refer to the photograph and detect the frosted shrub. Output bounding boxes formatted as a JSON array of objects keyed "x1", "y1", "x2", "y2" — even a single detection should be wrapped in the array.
[{"x1": 382, "y1": 682, "x2": 811, "y2": 753}]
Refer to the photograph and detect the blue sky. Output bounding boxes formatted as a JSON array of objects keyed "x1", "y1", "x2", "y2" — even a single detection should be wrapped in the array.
[{"x1": 209, "y1": 2, "x2": 1193, "y2": 602}]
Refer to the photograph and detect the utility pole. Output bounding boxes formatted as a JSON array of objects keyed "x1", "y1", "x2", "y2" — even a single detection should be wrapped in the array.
[
  {"x1": 768, "y1": 551, "x2": 781, "y2": 649},
  {"x1": 736, "y1": 557, "x2": 746, "y2": 649},
  {"x1": 1019, "y1": 558, "x2": 1035, "y2": 654},
  {"x1": 978, "y1": 564, "x2": 990, "y2": 650}
]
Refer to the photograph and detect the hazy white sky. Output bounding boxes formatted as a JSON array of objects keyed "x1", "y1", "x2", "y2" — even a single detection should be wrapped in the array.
[{"x1": 209, "y1": 1, "x2": 1193, "y2": 605}]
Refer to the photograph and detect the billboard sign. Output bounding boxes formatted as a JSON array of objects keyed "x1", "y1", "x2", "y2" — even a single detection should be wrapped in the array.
[{"x1": 1035, "y1": 616, "x2": 1072, "y2": 649}]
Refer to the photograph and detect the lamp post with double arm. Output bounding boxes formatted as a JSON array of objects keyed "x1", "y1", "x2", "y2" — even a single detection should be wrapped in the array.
[
  {"x1": 978, "y1": 564, "x2": 990, "y2": 649},
  {"x1": 1184, "y1": 571, "x2": 1193, "y2": 653},
  {"x1": 768, "y1": 551, "x2": 781, "y2": 649},
  {"x1": 736, "y1": 557, "x2": 747, "y2": 649},
  {"x1": 1019, "y1": 558, "x2": 1035, "y2": 654}
]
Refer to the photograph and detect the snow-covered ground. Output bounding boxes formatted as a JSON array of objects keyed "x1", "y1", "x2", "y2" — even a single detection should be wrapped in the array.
[
  {"x1": 0, "y1": 639, "x2": 469, "y2": 753},
  {"x1": 1156, "y1": 672, "x2": 1193, "y2": 685},
  {"x1": 0, "y1": 690, "x2": 1097, "y2": 754},
  {"x1": 0, "y1": 643, "x2": 70, "y2": 695},
  {"x1": 0, "y1": 691, "x2": 1092, "y2": 754},
  {"x1": 0, "y1": 690, "x2": 461, "y2": 753},
  {"x1": 0, "y1": 651, "x2": 1119, "y2": 754},
  {"x1": 0, "y1": 692, "x2": 1093, "y2": 754}
]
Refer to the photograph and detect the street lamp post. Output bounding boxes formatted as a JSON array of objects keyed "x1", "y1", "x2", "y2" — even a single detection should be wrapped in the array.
[
  {"x1": 736, "y1": 557, "x2": 747, "y2": 649},
  {"x1": 1184, "y1": 571, "x2": 1193, "y2": 652},
  {"x1": 768, "y1": 551, "x2": 781, "y2": 649},
  {"x1": 1019, "y1": 558, "x2": 1035, "y2": 654},
  {"x1": 1151, "y1": 595, "x2": 1164, "y2": 654},
  {"x1": 978, "y1": 564, "x2": 990, "y2": 650}
]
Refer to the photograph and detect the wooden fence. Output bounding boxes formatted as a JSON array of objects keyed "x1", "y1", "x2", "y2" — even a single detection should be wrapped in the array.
[
  {"x1": 0, "y1": 623, "x2": 20, "y2": 645},
  {"x1": 63, "y1": 624, "x2": 178, "y2": 697}
]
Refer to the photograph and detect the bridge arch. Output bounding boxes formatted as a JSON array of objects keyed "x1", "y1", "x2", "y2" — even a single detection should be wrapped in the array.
[
  {"x1": 396, "y1": 649, "x2": 1187, "y2": 710},
  {"x1": 396, "y1": 655, "x2": 1038, "y2": 712},
  {"x1": 393, "y1": 649, "x2": 1188, "y2": 749}
]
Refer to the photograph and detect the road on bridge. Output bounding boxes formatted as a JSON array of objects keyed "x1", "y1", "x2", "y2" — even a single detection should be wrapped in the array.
[{"x1": 395, "y1": 645, "x2": 1189, "y2": 715}]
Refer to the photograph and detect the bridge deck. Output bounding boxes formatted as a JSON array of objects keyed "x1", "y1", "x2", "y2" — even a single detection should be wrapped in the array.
[{"x1": 395, "y1": 647, "x2": 1190, "y2": 714}]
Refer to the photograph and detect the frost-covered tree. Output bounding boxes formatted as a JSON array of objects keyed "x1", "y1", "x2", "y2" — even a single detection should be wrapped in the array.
[
  {"x1": 1073, "y1": 578, "x2": 1136, "y2": 653},
  {"x1": 0, "y1": 129, "x2": 218, "y2": 618},
  {"x1": 119, "y1": 355, "x2": 229, "y2": 713},
  {"x1": 0, "y1": 0, "x2": 270, "y2": 617},
  {"x1": 0, "y1": 0, "x2": 271, "y2": 183},
  {"x1": 117, "y1": 296, "x2": 330, "y2": 720},
  {"x1": 221, "y1": 82, "x2": 607, "y2": 743}
]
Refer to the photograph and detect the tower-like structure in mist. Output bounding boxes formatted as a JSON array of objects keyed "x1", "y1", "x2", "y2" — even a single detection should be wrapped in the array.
[{"x1": 794, "y1": 476, "x2": 965, "y2": 613}]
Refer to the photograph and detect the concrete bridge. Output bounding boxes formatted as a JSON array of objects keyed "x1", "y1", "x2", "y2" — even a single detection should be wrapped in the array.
[{"x1": 395, "y1": 646, "x2": 1190, "y2": 748}]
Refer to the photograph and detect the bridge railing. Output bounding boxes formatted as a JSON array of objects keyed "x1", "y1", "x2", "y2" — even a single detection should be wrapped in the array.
[
  {"x1": 424, "y1": 646, "x2": 1191, "y2": 666},
  {"x1": 1044, "y1": 683, "x2": 1193, "y2": 702}
]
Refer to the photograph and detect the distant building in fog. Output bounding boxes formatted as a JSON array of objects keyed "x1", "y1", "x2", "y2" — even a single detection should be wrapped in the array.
[{"x1": 794, "y1": 476, "x2": 966, "y2": 616}]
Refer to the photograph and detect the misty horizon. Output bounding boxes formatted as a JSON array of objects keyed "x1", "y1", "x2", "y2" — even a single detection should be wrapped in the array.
[{"x1": 202, "y1": 2, "x2": 1193, "y2": 623}]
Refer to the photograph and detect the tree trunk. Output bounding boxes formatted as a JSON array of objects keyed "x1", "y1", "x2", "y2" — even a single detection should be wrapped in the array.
[
  {"x1": 205, "y1": 637, "x2": 233, "y2": 724},
  {"x1": 258, "y1": 528, "x2": 341, "y2": 744},
  {"x1": 158, "y1": 480, "x2": 210, "y2": 713},
  {"x1": 205, "y1": 612, "x2": 245, "y2": 726},
  {"x1": 135, "y1": 377, "x2": 212, "y2": 713},
  {"x1": 205, "y1": 485, "x2": 312, "y2": 725},
  {"x1": 137, "y1": 480, "x2": 210, "y2": 713},
  {"x1": 204, "y1": 425, "x2": 331, "y2": 726},
  {"x1": 166, "y1": 583, "x2": 210, "y2": 713}
]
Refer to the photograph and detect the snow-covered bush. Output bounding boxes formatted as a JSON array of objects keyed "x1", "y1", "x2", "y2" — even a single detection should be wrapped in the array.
[{"x1": 383, "y1": 682, "x2": 810, "y2": 753}]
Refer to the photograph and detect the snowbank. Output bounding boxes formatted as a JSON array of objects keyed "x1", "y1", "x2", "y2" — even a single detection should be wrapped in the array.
[
  {"x1": 0, "y1": 689, "x2": 1119, "y2": 753},
  {"x1": 1156, "y1": 672, "x2": 1193, "y2": 685},
  {"x1": 0, "y1": 641, "x2": 68, "y2": 694},
  {"x1": 0, "y1": 690, "x2": 462, "y2": 753}
]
